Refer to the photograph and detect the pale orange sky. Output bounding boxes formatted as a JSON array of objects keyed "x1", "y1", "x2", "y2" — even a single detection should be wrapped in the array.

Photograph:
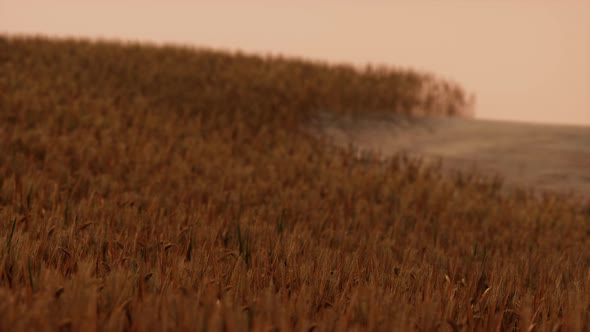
[{"x1": 1, "y1": 1, "x2": 589, "y2": 125}]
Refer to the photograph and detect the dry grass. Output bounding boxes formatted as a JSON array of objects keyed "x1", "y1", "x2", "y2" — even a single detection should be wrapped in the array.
[{"x1": 0, "y1": 36, "x2": 588, "y2": 331}]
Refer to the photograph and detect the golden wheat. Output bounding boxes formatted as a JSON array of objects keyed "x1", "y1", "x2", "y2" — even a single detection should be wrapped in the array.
[{"x1": 0, "y1": 35, "x2": 588, "y2": 331}]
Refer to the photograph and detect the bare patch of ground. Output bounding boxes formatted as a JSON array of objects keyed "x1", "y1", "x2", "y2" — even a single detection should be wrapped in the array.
[{"x1": 305, "y1": 111, "x2": 590, "y2": 200}]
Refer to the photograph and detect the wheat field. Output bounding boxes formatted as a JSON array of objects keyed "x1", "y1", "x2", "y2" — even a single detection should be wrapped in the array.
[{"x1": 0, "y1": 36, "x2": 588, "y2": 331}]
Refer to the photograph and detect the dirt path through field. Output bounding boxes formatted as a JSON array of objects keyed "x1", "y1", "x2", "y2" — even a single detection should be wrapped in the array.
[{"x1": 305, "y1": 111, "x2": 590, "y2": 200}]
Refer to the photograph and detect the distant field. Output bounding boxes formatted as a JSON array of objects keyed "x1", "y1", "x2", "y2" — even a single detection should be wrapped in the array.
[
  {"x1": 0, "y1": 36, "x2": 588, "y2": 331},
  {"x1": 306, "y1": 111, "x2": 590, "y2": 200}
]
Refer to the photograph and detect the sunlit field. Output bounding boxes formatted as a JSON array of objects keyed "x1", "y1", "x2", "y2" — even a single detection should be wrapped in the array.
[{"x1": 0, "y1": 36, "x2": 588, "y2": 331}]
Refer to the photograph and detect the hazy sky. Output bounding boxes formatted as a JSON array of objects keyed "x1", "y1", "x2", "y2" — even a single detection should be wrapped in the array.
[{"x1": 2, "y1": 1, "x2": 589, "y2": 125}]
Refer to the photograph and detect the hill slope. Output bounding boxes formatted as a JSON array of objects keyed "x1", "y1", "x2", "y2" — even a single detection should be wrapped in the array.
[{"x1": 0, "y1": 36, "x2": 588, "y2": 331}]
